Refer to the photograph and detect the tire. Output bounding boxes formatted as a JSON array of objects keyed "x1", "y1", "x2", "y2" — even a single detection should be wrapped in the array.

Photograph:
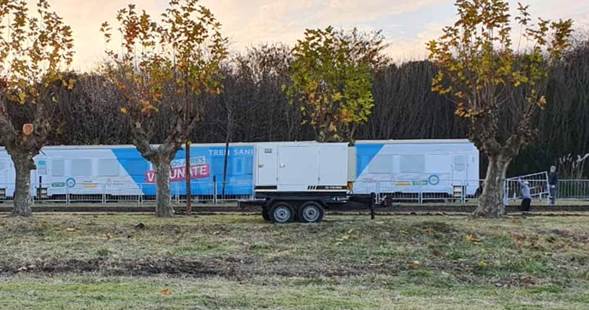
[
  {"x1": 298, "y1": 201, "x2": 324, "y2": 223},
  {"x1": 262, "y1": 206, "x2": 270, "y2": 222},
  {"x1": 269, "y1": 202, "x2": 295, "y2": 224}
]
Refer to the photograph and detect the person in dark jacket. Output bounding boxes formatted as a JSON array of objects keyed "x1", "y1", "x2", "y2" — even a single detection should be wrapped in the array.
[{"x1": 549, "y1": 166, "x2": 558, "y2": 206}]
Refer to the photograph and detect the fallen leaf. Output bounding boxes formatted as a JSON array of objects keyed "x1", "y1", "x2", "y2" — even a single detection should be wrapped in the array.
[
  {"x1": 466, "y1": 233, "x2": 481, "y2": 243},
  {"x1": 160, "y1": 288, "x2": 173, "y2": 296},
  {"x1": 408, "y1": 260, "x2": 422, "y2": 269}
]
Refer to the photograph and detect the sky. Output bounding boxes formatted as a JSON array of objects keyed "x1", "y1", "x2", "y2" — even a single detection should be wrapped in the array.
[{"x1": 46, "y1": 0, "x2": 589, "y2": 71}]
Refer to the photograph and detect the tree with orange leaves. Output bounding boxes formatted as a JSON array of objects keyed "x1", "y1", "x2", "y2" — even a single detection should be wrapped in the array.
[
  {"x1": 0, "y1": 0, "x2": 74, "y2": 217},
  {"x1": 428, "y1": 0, "x2": 573, "y2": 217},
  {"x1": 101, "y1": 0, "x2": 227, "y2": 217}
]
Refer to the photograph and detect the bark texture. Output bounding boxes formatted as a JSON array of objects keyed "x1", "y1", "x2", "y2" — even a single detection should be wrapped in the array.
[
  {"x1": 10, "y1": 153, "x2": 35, "y2": 217},
  {"x1": 153, "y1": 157, "x2": 174, "y2": 217},
  {"x1": 474, "y1": 155, "x2": 511, "y2": 217},
  {"x1": 131, "y1": 123, "x2": 184, "y2": 217}
]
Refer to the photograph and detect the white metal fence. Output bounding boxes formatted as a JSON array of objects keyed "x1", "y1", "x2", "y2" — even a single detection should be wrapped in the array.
[
  {"x1": 505, "y1": 172, "x2": 551, "y2": 201},
  {"x1": 0, "y1": 181, "x2": 254, "y2": 206},
  {"x1": 0, "y1": 178, "x2": 587, "y2": 206}
]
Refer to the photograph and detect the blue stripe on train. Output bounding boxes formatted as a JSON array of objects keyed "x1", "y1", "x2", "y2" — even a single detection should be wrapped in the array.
[
  {"x1": 112, "y1": 146, "x2": 254, "y2": 196},
  {"x1": 355, "y1": 144, "x2": 384, "y2": 177}
]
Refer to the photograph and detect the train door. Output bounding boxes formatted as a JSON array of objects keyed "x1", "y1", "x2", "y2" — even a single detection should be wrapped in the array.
[
  {"x1": 452, "y1": 154, "x2": 468, "y2": 184},
  {"x1": 33, "y1": 157, "x2": 48, "y2": 193}
]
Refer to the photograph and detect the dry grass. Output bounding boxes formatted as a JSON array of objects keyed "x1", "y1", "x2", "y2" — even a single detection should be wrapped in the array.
[{"x1": 0, "y1": 213, "x2": 588, "y2": 309}]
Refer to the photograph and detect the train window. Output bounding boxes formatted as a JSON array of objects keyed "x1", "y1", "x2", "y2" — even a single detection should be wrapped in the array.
[
  {"x1": 454, "y1": 155, "x2": 466, "y2": 172},
  {"x1": 52, "y1": 160, "x2": 65, "y2": 177},
  {"x1": 245, "y1": 156, "x2": 253, "y2": 175},
  {"x1": 232, "y1": 157, "x2": 243, "y2": 175},
  {"x1": 400, "y1": 155, "x2": 425, "y2": 173},
  {"x1": 369, "y1": 155, "x2": 394, "y2": 174},
  {"x1": 98, "y1": 159, "x2": 119, "y2": 177},
  {"x1": 71, "y1": 159, "x2": 92, "y2": 177}
]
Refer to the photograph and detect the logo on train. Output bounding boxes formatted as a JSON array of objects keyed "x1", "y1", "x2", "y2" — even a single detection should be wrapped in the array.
[{"x1": 145, "y1": 156, "x2": 210, "y2": 183}]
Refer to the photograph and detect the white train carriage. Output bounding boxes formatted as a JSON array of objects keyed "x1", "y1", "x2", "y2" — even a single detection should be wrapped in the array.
[{"x1": 353, "y1": 140, "x2": 480, "y2": 198}]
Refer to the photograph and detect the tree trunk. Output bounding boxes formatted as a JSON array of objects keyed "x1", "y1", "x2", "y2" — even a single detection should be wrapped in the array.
[
  {"x1": 474, "y1": 155, "x2": 511, "y2": 218},
  {"x1": 11, "y1": 154, "x2": 34, "y2": 217},
  {"x1": 153, "y1": 157, "x2": 174, "y2": 217}
]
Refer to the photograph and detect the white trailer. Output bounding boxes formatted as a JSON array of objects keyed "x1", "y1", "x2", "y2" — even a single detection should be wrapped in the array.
[{"x1": 252, "y1": 142, "x2": 349, "y2": 223}]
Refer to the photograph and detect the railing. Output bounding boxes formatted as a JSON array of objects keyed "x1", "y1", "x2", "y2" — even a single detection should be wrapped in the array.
[
  {"x1": 505, "y1": 172, "x2": 550, "y2": 201},
  {"x1": 357, "y1": 177, "x2": 589, "y2": 205},
  {"x1": 354, "y1": 178, "x2": 482, "y2": 205},
  {"x1": 557, "y1": 179, "x2": 589, "y2": 200},
  {"x1": 0, "y1": 178, "x2": 587, "y2": 207},
  {"x1": 0, "y1": 181, "x2": 255, "y2": 207}
]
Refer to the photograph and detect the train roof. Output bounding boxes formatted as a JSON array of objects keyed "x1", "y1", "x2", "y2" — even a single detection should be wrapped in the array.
[
  {"x1": 0, "y1": 139, "x2": 475, "y2": 152},
  {"x1": 0, "y1": 142, "x2": 257, "y2": 151},
  {"x1": 356, "y1": 139, "x2": 473, "y2": 145}
]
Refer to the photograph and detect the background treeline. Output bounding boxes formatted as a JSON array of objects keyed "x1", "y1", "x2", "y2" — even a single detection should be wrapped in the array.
[{"x1": 50, "y1": 41, "x2": 589, "y2": 178}]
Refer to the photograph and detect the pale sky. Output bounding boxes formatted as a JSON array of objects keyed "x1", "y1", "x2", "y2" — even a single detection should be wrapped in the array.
[{"x1": 46, "y1": 0, "x2": 589, "y2": 71}]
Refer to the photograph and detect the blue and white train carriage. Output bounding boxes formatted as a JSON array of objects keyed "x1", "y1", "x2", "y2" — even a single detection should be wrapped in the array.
[
  {"x1": 0, "y1": 139, "x2": 479, "y2": 204},
  {"x1": 0, "y1": 144, "x2": 254, "y2": 198},
  {"x1": 353, "y1": 140, "x2": 480, "y2": 197}
]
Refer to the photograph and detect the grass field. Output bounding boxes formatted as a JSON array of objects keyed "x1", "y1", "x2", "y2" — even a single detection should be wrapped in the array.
[{"x1": 1, "y1": 213, "x2": 588, "y2": 309}]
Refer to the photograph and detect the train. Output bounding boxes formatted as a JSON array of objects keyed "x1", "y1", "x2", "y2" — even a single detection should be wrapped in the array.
[{"x1": 0, "y1": 139, "x2": 479, "y2": 222}]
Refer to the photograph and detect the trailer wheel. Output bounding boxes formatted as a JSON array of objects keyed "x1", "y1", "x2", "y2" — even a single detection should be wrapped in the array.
[
  {"x1": 298, "y1": 201, "x2": 324, "y2": 223},
  {"x1": 270, "y1": 202, "x2": 295, "y2": 224},
  {"x1": 262, "y1": 206, "x2": 271, "y2": 221}
]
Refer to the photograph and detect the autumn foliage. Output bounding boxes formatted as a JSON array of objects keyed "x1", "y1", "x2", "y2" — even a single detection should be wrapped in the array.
[
  {"x1": 101, "y1": 0, "x2": 228, "y2": 217},
  {"x1": 286, "y1": 27, "x2": 385, "y2": 142},
  {"x1": 0, "y1": 0, "x2": 74, "y2": 216},
  {"x1": 427, "y1": 0, "x2": 573, "y2": 217}
]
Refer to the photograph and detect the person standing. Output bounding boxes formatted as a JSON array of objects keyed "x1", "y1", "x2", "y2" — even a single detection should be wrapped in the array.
[
  {"x1": 518, "y1": 178, "x2": 532, "y2": 212},
  {"x1": 549, "y1": 166, "x2": 558, "y2": 206}
]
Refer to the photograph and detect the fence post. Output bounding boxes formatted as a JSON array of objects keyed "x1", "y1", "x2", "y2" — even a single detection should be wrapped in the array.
[
  {"x1": 139, "y1": 184, "x2": 143, "y2": 207},
  {"x1": 370, "y1": 192, "x2": 376, "y2": 220},
  {"x1": 213, "y1": 176, "x2": 218, "y2": 205},
  {"x1": 102, "y1": 184, "x2": 107, "y2": 205}
]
